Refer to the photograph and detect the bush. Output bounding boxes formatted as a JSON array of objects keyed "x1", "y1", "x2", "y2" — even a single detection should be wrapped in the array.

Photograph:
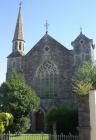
[
  {"x1": 46, "y1": 107, "x2": 78, "y2": 135},
  {"x1": 73, "y1": 62, "x2": 96, "y2": 96},
  {"x1": 0, "y1": 113, "x2": 13, "y2": 134}
]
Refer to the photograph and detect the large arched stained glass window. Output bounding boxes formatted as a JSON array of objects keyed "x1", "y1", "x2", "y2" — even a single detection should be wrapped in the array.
[{"x1": 35, "y1": 61, "x2": 59, "y2": 98}]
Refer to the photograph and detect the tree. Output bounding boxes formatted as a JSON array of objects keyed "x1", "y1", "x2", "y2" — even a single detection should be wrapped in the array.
[
  {"x1": 0, "y1": 112, "x2": 13, "y2": 134},
  {"x1": 46, "y1": 107, "x2": 78, "y2": 135},
  {"x1": 0, "y1": 71, "x2": 39, "y2": 133},
  {"x1": 73, "y1": 62, "x2": 96, "y2": 96}
]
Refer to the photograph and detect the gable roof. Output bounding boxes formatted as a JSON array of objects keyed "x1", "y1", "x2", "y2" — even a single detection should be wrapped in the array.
[
  {"x1": 71, "y1": 32, "x2": 93, "y2": 46},
  {"x1": 26, "y1": 33, "x2": 71, "y2": 56}
]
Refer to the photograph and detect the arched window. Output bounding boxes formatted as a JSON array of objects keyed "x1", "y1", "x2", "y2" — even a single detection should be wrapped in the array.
[
  {"x1": 35, "y1": 61, "x2": 59, "y2": 98},
  {"x1": 19, "y1": 42, "x2": 22, "y2": 50},
  {"x1": 15, "y1": 42, "x2": 17, "y2": 50}
]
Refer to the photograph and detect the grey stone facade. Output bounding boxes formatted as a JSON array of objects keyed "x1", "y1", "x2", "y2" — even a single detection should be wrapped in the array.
[
  {"x1": 78, "y1": 95, "x2": 91, "y2": 140},
  {"x1": 6, "y1": 5, "x2": 95, "y2": 132}
]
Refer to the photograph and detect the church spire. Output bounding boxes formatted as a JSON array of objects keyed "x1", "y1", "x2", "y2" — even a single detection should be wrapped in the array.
[
  {"x1": 13, "y1": 3, "x2": 24, "y2": 41},
  {"x1": 12, "y1": 3, "x2": 25, "y2": 55}
]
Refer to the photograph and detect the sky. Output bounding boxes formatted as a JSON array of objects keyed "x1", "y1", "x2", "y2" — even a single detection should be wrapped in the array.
[{"x1": 0, "y1": 0, "x2": 96, "y2": 84}]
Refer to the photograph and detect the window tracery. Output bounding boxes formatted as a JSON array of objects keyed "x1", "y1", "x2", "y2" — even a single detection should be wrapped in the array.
[
  {"x1": 35, "y1": 61, "x2": 59, "y2": 98},
  {"x1": 37, "y1": 61, "x2": 58, "y2": 76}
]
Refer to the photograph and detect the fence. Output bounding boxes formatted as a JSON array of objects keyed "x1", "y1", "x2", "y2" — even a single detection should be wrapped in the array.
[{"x1": 0, "y1": 134, "x2": 79, "y2": 140}]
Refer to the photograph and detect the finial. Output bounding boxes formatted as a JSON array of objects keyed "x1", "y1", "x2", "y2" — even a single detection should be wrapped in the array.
[
  {"x1": 44, "y1": 20, "x2": 49, "y2": 34},
  {"x1": 19, "y1": 1, "x2": 22, "y2": 8},
  {"x1": 80, "y1": 27, "x2": 82, "y2": 34}
]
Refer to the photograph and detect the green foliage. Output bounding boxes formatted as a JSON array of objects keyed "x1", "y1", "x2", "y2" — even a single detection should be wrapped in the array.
[
  {"x1": 73, "y1": 81, "x2": 92, "y2": 96},
  {"x1": 10, "y1": 117, "x2": 30, "y2": 133},
  {"x1": 46, "y1": 107, "x2": 78, "y2": 135},
  {"x1": 0, "y1": 122, "x2": 5, "y2": 134},
  {"x1": 0, "y1": 71, "x2": 39, "y2": 133},
  {"x1": 73, "y1": 62, "x2": 96, "y2": 96},
  {"x1": 0, "y1": 113, "x2": 13, "y2": 134}
]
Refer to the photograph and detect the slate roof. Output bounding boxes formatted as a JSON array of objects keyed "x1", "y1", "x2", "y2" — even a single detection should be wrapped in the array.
[
  {"x1": 71, "y1": 32, "x2": 93, "y2": 46},
  {"x1": 26, "y1": 33, "x2": 71, "y2": 56},
  {"x1": 13, "y1": 5, "x2": 24, "y2": 41},
  {"x1": 7, "y1": 51, "x2": 24, "y2": 58}
]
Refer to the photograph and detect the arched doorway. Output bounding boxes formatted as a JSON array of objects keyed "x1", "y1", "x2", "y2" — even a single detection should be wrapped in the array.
[{"x1": 35, "y1": 110, "x2": 44, "y2": 132}]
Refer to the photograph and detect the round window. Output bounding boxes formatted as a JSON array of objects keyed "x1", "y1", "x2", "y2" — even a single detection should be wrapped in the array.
[{"x1": 79, "y1": 39, "x2": 84, "y2": 45}]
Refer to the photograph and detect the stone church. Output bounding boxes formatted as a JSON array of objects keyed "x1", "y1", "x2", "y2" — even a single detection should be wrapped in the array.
[{"x1": 6, "y1": 5, "x2": 95, "y2": 132}]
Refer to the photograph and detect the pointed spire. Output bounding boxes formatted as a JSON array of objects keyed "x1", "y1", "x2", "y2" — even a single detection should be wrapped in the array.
[
  {"x1": 13, "y1": 3, "x2": 24, "y2": 41},
  {"x1": 12, "y1": 3, "x2": 25, "y2": 56}
]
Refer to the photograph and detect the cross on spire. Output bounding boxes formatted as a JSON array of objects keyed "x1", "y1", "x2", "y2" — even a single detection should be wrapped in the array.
[
  {"x1": 19, "y1": 1, "x2": 22, "y2": 7},
  {"x1": 80, "y1": 27, "x2": 82, "y2": 34},
  {"x1": 44, "y1": 20, "x2": 49, "y2": 34}
]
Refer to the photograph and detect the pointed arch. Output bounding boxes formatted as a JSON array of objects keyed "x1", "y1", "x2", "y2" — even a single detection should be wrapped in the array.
[
  {"x1": 19, "y1": 42, "x2": 22, "y2": 50},
  {"x1": 35, "y1": 109, "x2": 45, "y2": 132},
  {"x1": 34, "y1": 61, "x2": 59, "y2": 98},
  {"x1": 15, "y1": 42, "x2": 18, "y2": 50},
  {"x1": 36, "y1": 60, "x2": 59, "y2": 77}
]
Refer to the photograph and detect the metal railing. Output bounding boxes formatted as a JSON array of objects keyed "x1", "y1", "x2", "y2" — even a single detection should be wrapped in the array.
[{"x1": 0, "y1": 134, "x2": 79, "y2": 140}]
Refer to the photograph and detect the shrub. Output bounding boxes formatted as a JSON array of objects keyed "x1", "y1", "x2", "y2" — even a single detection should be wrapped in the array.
[
  {"x1": 46, "y1": 107, "x2": 78, "y2": 135},
  {"x1": 73, "y1": 62, "x2": 96, "y2": 96},
  {"x1": 0, "y1": 113, "x2": 13, "y2": 134}
]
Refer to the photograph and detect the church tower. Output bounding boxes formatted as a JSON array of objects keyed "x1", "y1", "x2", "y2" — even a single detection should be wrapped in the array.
[
  {"x1": 6, "y1": 4, "x2": 25, "y2": 80},
  {"x1": 71, "y1": 30, "x2": 95, "y2": 67}
]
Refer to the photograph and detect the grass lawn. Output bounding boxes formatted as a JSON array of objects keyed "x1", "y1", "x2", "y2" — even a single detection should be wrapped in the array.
[{"x1": 10, "y1": 134, "x2": 49, "y2": 140}]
